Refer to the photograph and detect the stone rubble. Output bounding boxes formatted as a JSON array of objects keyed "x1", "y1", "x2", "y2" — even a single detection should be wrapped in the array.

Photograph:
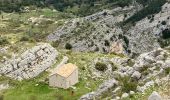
[{"x1": 80, "y1": 79, "x2": 118, "y2": 100}]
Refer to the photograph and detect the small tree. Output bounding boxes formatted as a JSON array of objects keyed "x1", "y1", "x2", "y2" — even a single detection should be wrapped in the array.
[{"x1": 65, "y1": 43, "x2": 72, "y2": 50}]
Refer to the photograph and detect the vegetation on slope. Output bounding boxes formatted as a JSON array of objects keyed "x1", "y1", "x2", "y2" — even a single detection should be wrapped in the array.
[
  {"x1": 124, "y1": 0, "x2": 166, "y2": 24},
  {"x1": 0, "y1": 50, "x2": 118, "y2": 100},
  {"x1": 0, "y1": 0, "x2": 153, "y2": 16}
]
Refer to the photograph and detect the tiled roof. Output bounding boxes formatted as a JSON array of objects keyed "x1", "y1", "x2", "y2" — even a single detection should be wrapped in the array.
[{"x1": 55, "y1": 63, "x2": 77, "y2": 78}]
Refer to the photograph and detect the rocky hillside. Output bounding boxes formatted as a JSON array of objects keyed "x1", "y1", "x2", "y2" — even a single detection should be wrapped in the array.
[
  {"x1": 126, "y1": 2, "x2": 170, "y2": 57},
  {"x1": 80, "y1": 48, "x2": 170, "y2": 100},
  {"x1": 47, "y1": 1, "x2": 170, "y2": 58},
  {"x1": 0, "y1": 0, "x2": 170, "y2": 100},
  {"x1": 47, "y1": 4, "x2": 142, "y2": 54}
]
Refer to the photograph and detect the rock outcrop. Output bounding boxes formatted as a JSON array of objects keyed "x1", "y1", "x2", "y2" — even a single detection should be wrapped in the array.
[
  {"x1": 80, "y1": 78, "x2": 118, "y2": 100},
  {"x1": 0, "y1": 43, "x2": 58, "y2": 80}
]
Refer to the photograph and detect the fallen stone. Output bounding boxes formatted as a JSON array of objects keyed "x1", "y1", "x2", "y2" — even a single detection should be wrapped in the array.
[
  {"x1": 148, "y1": 91, "x2": 162, "y2": 100},
  {"x1": 121, "y1": 93, "x2": 129, "y2": 99}
]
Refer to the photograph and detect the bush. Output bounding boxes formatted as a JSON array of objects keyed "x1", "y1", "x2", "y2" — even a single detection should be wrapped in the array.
[
  {"x1": 95, "y1": 62, "x2": 107, "y2": 71},
  {"x1": 0, "y1": 94, "x2": 3, "y2": 100},
  {"x1": 103, "y1": 12, "x2": 107, "y2": 16},
  {"x1": 140, "y1": 65, "x2": 150, "y2": 76},
  {"x1": 29, "y1": 95, "x2": 37, "y2": 100},
  {"x1": 65, "y1": 43, "x2": 72, "y2": 50},
  {"x1": 123, "y1": 36, "x2": 129, "y2": 46},
  {"x1": 162, "y1": 29, "x2": 170, "y2": 39},
  {"x1": 119, "y1": 76, "x2": 138, "y2": 93},
  {"x1": 124, "y1": 0, "x2": 166, "y2": 24},
  {"x1": 127, "y1": 59, "x2": 135, "y2": 67},
  {"x1": 104, "y1": 40, "x2": 110, "y2": 46},
  {"x1": 20, "y1": 36, "x2": 29, "y2": 41},
  {"x1": 52, "y1": 40, "x2": 60, "y2": 48},
  {"x1": 161, "y1": 21, "x2": 166, "y2": 25},
  {"x1": 157, "y1": 38, "x2": 170, "y2": 48},
  {"x1": 165, "y1": 67, "x2": 170, "y2": 75},
  {"x1": 0, "y1": 37, "x2": 9, "y2": 45}
]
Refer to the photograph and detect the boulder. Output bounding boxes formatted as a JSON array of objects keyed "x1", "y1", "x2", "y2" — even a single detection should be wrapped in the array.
[
  {"x1": 130, "y1": 91, "x2": 135, "y2": 95},
  {"x1": 121, "y1": 93, "x2": 129, "y2": 99},
  {"x1": 131, "y1": 71, "x2": 141, "y2": 80},
  {"x1": 148, "y1": 91, "x2": 162, "y2": 100}
]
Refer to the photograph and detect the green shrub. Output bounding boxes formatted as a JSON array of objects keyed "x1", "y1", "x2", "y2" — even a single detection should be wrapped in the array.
[
  {"x1": 123, "y1": 36, "x2": 129, "y2": 46},
  {"x1": 0, "y1": 94, "x2": 3, "y2": 100},
  {"x1": 161, "y1": 21, "x2": 166, "y2": 25},
  {"x1": 119, "y1": 76, "x2": 138, "y2": 93},
  {"x1": 165, "y1": 67, "x2": 170, "y2": 75},
  {"x1": 28, "y1": 38, "x2": 36, "y2": 43},
  {"x1": 140, "y1": 66, "x2": 150, "y2": 76},
  {"x1": 0, "y1": 37, "x2": 9, "y2": 45},
  {"x1": 162, "y1": 29, "x2": 170, "y2": 39},
  {"x1": 65, "y1": 43, "x2": 72, "y2": 50},
  {"x1": 127, "y1": 59, "x2": 135, "y2": 67},
  {"x1": 20, "y1": 36, "x2": 29, "y2": 41},
  {"x1": 95, "y1": 62, "x2": 107, "y2": 71},
  {"x1": 104, "y1": 40, "x2": 110, "y2": 46},
  {"x1": 52, "y1": 40, "x2": 60, "y2": 48},
  {"x1": 124, "y1": 0, "x2": 166, "y2": 24},
  {"x1": 158, "y1": 38, "x2": 170, "y2": 48}
]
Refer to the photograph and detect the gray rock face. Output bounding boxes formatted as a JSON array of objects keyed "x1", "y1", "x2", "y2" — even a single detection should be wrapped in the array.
[
  {"x1": 148, "y1": 91, "x2": 162, "y2": 100},
  {"x1": 47, "y1": 3, "x2": 170, "y2": 56},
  {"x1": 0, "y1": 43, "x2": 58, "y2": 80},
  {"x1": 127, "y1": 3, "x2": 170, "y2": 56},
  {"x1": 47, "y1": 6, "x2": 140, "y2": 54}
]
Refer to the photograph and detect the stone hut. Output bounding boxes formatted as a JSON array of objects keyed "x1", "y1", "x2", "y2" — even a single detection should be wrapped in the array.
[{"x1": 49, "y1": 63, "x2": 78, "y2": 89}]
